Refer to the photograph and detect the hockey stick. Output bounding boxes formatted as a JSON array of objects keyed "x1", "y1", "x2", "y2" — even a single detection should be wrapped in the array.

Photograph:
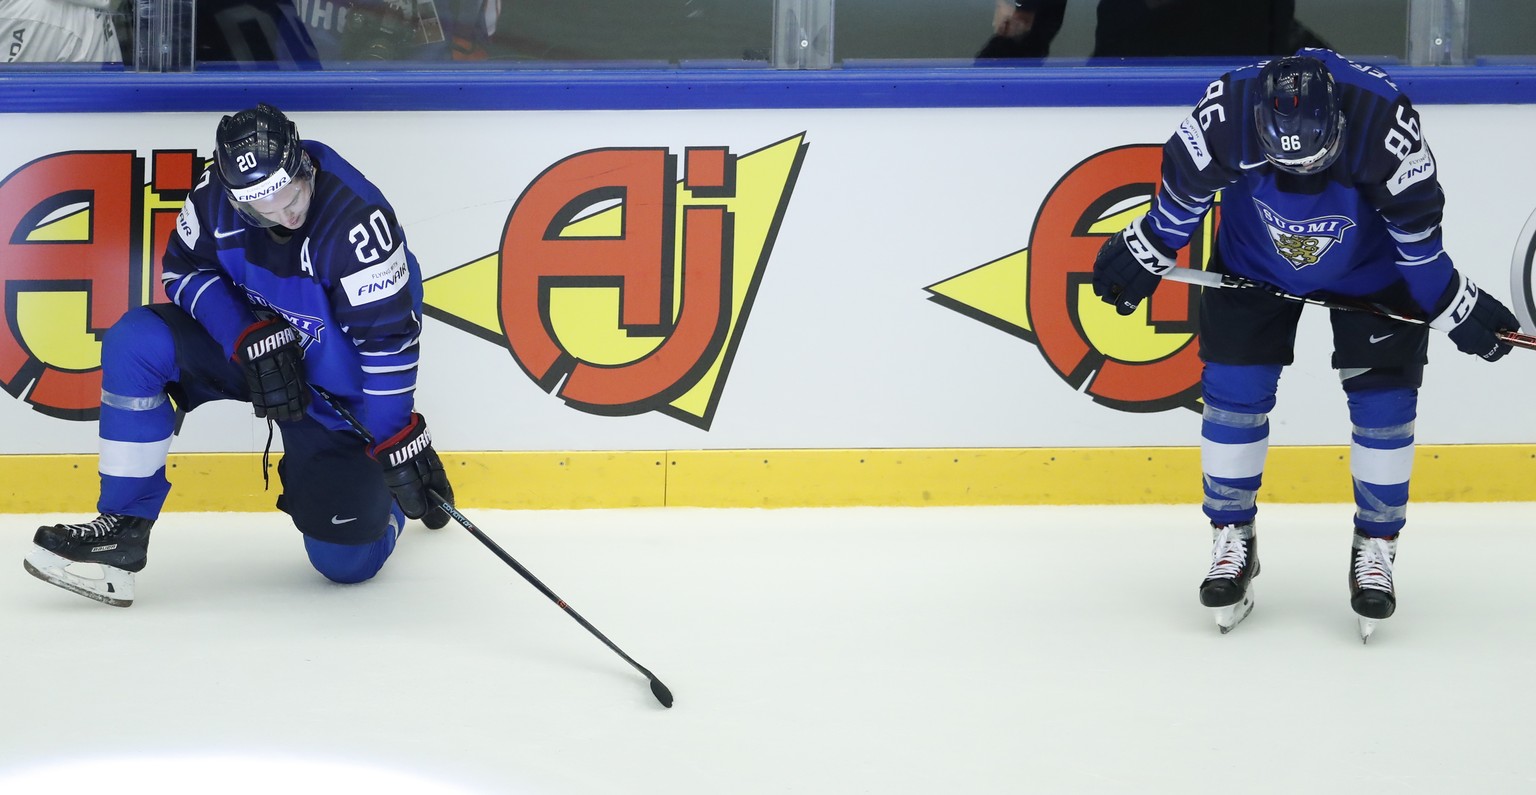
[
  {"x1": 1161, "y1": 267, "x2": 1536, "y2": 351},
  {"x1": 422, "y1": 489, "x2": 674, "y2": 709},
  {"x1": 311, "y1": 388, "x2": 674, "y2": 708}
]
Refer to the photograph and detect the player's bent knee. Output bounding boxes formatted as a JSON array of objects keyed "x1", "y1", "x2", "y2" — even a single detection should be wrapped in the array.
[
  {"x1": 303, "y1": 532, "x2": 396, "y2": 584},
  {"x1": 104, "y1": 306, "x2": 170, "y2": 346},
  {"x1": 103, "y1": 307, "x2": 177, "y2": 375},
  {"x1": 1202, "y1": 362, "x2": 1283, "y2": 414}
]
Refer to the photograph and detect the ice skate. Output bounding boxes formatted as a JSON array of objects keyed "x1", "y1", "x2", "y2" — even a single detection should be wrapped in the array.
[
  {"x1": 1350, "y1": 530, "x2": 1397, "y2": 643},
  {"x1": 1199, "y1": 522, "x2": 1259, "y2": 634},
  {"x1": 23, "y1": 514, "x2": 153, "y2": 607}
]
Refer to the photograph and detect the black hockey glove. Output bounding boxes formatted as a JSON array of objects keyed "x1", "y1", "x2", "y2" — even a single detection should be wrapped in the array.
[
  {"x1": 370, "y1": 413, "x2": 454, "y2": 530},
  {"x1": 1092, "y1": 215, "x2": 1177, "y2": 316},
  {"x1": 232, "y1": 317, "x2": 311, "y2": 422},
  {"x1": 1430, "y1": 274, "x2": 1519, "y2": 362}
]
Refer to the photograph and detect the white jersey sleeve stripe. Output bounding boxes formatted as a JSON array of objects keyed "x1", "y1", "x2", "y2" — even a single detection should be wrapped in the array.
[
  {"x1": 1158, "y1": 182, "x2": 1209, "y2": 212},
  {"x1": 1389, "y1": 226, "x2": 1436, "y2": 244},
  {"x1": 358, "y1": 340, "x2": 420, "y2": 356},
  {"x1": 184, "y1": 277, "x2": 220, "y2": 317}
]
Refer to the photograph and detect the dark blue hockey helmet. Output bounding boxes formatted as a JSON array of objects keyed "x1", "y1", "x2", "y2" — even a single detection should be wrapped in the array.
[
  {"x1": 213, "y1": 103, "x2": 314, "y2": 227},
  {"x1": 1253, "y1": 56, "x2": 1345, "y2": 175}
]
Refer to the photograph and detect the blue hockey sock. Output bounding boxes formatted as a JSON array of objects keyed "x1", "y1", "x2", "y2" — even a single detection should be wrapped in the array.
[
  {"x1": 1345, "y1": 385, "x2": 1417, "y2": 537},
  {"x1": 97, "y1": 309, "x2": 180, "y2": 520},
  {"x1": 1200, "y1": 362, "x2": 1282, "y2": 526}
]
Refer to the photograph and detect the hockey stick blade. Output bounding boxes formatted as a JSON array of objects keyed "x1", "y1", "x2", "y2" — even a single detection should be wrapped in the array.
[
  {"x1": 309, "y1": 387, "x2": 674, "y2": 707},
  {"x1": 426, "y1": 490, "x2": 674, "y2": 708},
  {"x1": 1162, "y1": 268, "x2": 1536, "y2": 351}
]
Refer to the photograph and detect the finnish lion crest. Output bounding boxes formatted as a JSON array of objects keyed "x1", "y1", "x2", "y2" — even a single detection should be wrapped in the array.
[{"x1": 1254, "y1": 200, "x2": 1356, "y2": 270}]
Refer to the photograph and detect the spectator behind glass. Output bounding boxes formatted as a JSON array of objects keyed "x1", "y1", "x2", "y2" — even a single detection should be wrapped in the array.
[
  {"x1": 1, "y1": 0, "x2": 122, "y2": 63},
  {"x1": 196, "y1": 0, "x2": 498, "y2": 66},
  {"x1": 977, "y1": 0, "x2": 1065, "y2": 59},
  {"x1": 978, "y1": 0, "x2": 1329, "y2": 61}
]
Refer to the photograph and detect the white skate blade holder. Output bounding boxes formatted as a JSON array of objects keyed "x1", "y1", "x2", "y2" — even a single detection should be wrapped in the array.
[
  {"x1": 1212, "y1": 588, "x2": 1255, "y2": 634},
  {"x1": 23, "y1": 547, "x2": 136, "y2": 607},
  {"x1": 1357, "y1": 617, "x2": 1380, "y2": 643}
]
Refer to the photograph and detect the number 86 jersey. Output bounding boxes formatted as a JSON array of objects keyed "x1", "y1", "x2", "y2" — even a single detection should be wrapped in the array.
[{"x1": 1145, "y1": 47, "x2": 1456, "y2": 318}]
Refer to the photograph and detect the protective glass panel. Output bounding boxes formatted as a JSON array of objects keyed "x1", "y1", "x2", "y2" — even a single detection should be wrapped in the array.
[
  {"x1": 834, "y1": 0, "x2": 1404, "y2": 65},
  {"x1": 1293, "y1": 0, "x2": 1406, "y2": 63},
  {"x1": 191, "y1": 0, "x2": 774, "y2": 70},
  {"x1": 1468, "y1": 0, "x2": 1536, "y2": 61}
]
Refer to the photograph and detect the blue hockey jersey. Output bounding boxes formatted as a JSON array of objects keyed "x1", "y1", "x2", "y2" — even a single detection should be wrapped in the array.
[
  {"x1": 1146, "y1": 48, "x2": 1455, "y2": 316},
  {"x1": 163, "y1": 140, "x2": 422, "y2": 444}
]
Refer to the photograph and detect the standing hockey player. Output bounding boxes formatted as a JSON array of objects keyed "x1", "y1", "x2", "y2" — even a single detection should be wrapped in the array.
[
  {"x1": 23, "y1": 103, "x2": 454, "y2": 606},
  {"x1": 1090, "y1": 49, "x2": 1521, "y2": 641}
]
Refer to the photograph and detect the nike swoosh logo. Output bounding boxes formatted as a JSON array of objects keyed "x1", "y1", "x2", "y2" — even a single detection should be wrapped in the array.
[
  {"x1": 1369, "y1": 333, "x2": 1394, "y2": 343},
  {"x1": 213, "y1": 228, "x2": 243, "y2": 239},
  {"x1": 331, "y1": 515, "x2": 358, "y2": 524}
]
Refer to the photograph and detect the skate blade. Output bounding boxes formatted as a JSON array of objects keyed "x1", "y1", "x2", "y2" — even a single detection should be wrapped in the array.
[
  {"x1": 23, "y1": 548, "x2": 135, "y2": 607},
  {"x1": 1357, "y1": 617, "x2": 1380, "y2": 644},
  {"x1": 1213, "y1": 591, "x2": 1255, "y2": 634}
]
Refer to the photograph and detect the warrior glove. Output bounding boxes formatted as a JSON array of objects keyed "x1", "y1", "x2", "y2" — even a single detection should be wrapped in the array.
[
  {"x1": 1092, "y1": 215, "x2": 1177, "y2": 316},
  {"x1": 1430, "y1": 273, "x2": 1519, "y2": 362},
  {"x1": 232, "y1": 317, "x2": 311, "y2": 422},
  {"x1": 370, "y1": 413, "x2": 454, "y2": 530}
]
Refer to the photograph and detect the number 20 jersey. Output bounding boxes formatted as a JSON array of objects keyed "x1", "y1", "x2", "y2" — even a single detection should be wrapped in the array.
[
  {"x1": 162, "y1": 140, "x2": 423, "y2": 442},
  {"x1": 1146, "y1": 48, "x2": 1454, "y2": 316}
]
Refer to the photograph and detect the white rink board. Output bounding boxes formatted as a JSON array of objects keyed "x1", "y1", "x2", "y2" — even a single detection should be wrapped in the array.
[{"x1": 2, "y1": 106, "x2": 1534, "y2": 454}]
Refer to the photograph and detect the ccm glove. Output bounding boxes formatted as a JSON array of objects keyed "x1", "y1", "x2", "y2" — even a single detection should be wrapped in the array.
[
  {"x1": 232, "y1": 317, "x2": 310, "y2": 422},
  {"x1": 1092, "y1": 215, "x2": 1177, "y2": 316},
  {"x1": 370, "y1": 413, "x2": 454, "y2": 529},
  {"x1": 1430, "y1": 273, "x2": 1519, "y2": 362}
]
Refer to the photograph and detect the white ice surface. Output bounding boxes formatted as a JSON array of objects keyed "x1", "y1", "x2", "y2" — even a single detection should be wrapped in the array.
[{"x1": 3, "y1": 503, "x2": 1535, "y2": 794}]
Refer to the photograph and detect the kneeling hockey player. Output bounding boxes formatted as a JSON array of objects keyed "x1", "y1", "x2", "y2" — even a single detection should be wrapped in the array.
[{"x1": 24, "y1": 103, "x2": 454, "y2": 606}]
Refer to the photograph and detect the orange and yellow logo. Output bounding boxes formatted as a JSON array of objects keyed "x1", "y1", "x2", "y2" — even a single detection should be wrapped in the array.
[
  {"x1": 423, "y1": 134, "x2": 806, "y2": 429},
  {"x1": 926, "y1": 144, "x2": 1217, "y2": 413},
  {"x1": 0, "y1": 136, "x2": 805, "y2": 428},
  {"x1": 0, "y1": 150, "x2": 192, "y2": 419}
]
